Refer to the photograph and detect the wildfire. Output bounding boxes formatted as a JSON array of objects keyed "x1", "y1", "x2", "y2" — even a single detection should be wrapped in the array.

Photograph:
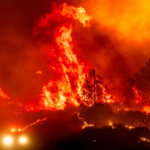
[
  {"x1": 140, "y1": 137, "x2": 150, "y2": 142},
  {"x1": 82, "y1": 121, "x2": 95, "y2": 129},
  {"x1": 108, "y1": 120, "x2": 113, "y2": 126},
  {"x1": 125, "y1": 125, "x2": 135, "y2": 130},
  {"x1": 28, "y1": 3, "x2": 92, "y2": 111},
  {"x1": 101, "y1": 85, "x2": 115, "y2": 103},
  {"x1": 108, "y1": 120, "x2": 135, "y2": 130},
  {"x1": 77, "y1": 113, "x2": 94, "y2": 129},
  {"x1": 36, "y1": 71, "x2": 42, "y2": 74},
  {"x1": 22, "y1": 118, "x2": 47, "y2": 131},
  {"x1": 132, "y1": 86, "x2": 142, "y2": 104},
  {"x1": 143, "y1": 106, "x2": 150, "y2": 114},
  {"x1": 108, "y1": 120, "x2": 116, "y2": 129},
  {"x1": 0, "y1": 88, "x2": 10, "y2": 99},
  {"x1": 2, "y1": 2, "x2": 149, "y2": 134}
]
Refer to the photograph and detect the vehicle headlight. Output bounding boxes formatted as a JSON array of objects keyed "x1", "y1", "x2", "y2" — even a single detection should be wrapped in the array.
[
  {"x1": 4, "y1": 136, "x2": 12, "y2": 145},
  {"x1": 19, "y1": 137, "x2": 27, "y2": 143},
  {"x1": 10, "y1": 128, "x2": 16, "y2": 133}
]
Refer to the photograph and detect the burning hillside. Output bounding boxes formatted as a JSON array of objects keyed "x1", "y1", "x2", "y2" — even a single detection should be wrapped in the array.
[
  {"x1": 0, "y1": 3, "x2": 117, "y2": 112},
  {"x1": 1, "y1": 2, "x2": 150, "y2": 148}
]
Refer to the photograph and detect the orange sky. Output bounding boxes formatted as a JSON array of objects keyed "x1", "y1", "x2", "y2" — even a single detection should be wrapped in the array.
[
  {"x1": 82, "y1": 0, "x2": 150, "y2": 42},
  {"x1": 74, "y1": 0, "x2": 150, "y2": 83}
]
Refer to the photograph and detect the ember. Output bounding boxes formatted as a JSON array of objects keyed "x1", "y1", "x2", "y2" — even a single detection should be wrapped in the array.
[{"x1": 140, "y1": 137, "x2": 150, "y2": 142}]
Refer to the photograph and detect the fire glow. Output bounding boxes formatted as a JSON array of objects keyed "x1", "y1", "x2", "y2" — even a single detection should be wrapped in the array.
[
  {"x1": 28, "y1": 3, "x2": 92, "y2": 111},
  {"x1": 1, "y1": 2, "x2": 150, "y2": 133},
  {"x1": 22, "y1": 118, "x2": 47, "y2": 131},
  {"x1": 25, "y1": 3, "x2": 116, "y2": 111},
  {"x1": 1, "y1": 2, "x2": 147, "y2": 115}
]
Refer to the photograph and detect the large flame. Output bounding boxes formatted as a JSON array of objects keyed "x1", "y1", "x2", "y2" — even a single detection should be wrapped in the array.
[
  {"x1": 26, "y1": 3, "x2": 92, "y2": 111},
  {"x1": 39, "y1": 3, "x2": 91, "y2": 110},
  {"x1": 2, "y1": 2, "x2": 150, "y2": 132}
]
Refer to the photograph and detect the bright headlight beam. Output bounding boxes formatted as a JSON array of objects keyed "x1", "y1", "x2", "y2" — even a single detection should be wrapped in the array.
[
  {"x1": 19, "y1": 137, "x2": 27, "y2": 143},
  {"x1": 4, "y1": 136, "x2": 12, "y2": 145}
]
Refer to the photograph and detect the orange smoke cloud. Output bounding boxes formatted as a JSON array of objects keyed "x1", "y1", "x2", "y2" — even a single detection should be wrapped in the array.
[
  {"x1": 69, "y1": 0, "x2": 150, "y2": 100},
  {"x1": 82, "y1": 0, "x2": 150, "y2": 42}
]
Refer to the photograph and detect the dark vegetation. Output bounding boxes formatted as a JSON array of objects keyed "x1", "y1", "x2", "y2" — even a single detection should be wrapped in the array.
[{"x1": 27, "y1": 118, "x2": 150, "y2": 150}]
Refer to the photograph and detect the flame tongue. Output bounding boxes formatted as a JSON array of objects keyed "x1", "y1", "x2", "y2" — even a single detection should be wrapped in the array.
[
  {"x1": 26, "y1": 3, "x2": 116, "y2": 111},
  {"x1": 22, "y1": 118, "x2": 47, "y2": 131},
  {"x1": 27, "y1": 3, "x2": 92, "y2": 111}
]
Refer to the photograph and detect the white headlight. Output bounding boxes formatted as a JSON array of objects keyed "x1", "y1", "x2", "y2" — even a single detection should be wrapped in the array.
[
  {"x1": 19, "y1": 137, "x2": 27, "y2": 143},
  {"x1": 4, "y1": 136, "x2": 12, "y2": 145}
]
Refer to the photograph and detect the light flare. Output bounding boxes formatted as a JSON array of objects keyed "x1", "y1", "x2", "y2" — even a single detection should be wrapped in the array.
[
  {"x1": 19, "y1": 137, "x2": 27, "y2": 143},
  {"x1": 10, "y1": 128, "x2": 16, "y2": 133},
  {"x1": 4, "y1": 137, "x2": 12, "y2": 145}
]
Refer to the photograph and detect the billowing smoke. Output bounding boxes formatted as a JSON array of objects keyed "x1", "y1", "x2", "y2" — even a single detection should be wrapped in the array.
[
  {"x1": 1, "y1": 0, "x2": 150, "y2": 134},
  {"x1": 72, "y1": 0, "x2": 150, "y2": 96}
]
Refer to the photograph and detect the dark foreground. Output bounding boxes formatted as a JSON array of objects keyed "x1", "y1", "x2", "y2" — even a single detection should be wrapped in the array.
[
  {"x1": 1, "y1": 110, "x2": 150, "y2": 150},
  {"x1": 2, "y1": 127, "x2": 150, "y2": 150}
]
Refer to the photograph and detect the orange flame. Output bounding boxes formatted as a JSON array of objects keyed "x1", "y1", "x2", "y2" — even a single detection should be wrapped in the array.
[
  {"x1": 22, "y1": 118, "x2": 47, "y2": 131},
  {"x1": 36, "y1": 71, "x2": 42, "y2": 74},
  {"x1": 0, "y1": 88, "x2": 10, "y2": 99},
  {"x1": 26, "y1": 3, "x2": 92, "y2": 111},
  {"x1": 108, "y1": 120, "x2": 116, "y2": 129},
  {"x1": 125, "y1": 125, "x2": 135, "y2": 130},
  {"x1": 77, "y1": 113, "x2": 94, "y2": 129},
  {"x1": 23, "y1": 3, "x2": 118, "y2": 112},
  {"x1": 140, "y1": 137, "x2": 150, "y2": 142},
  {"x1": 143, "y1": 106, "x2": 150, "y2": 114},
  {"x1": 132, "y1": 86, "x2": 142, "y2": 104}
]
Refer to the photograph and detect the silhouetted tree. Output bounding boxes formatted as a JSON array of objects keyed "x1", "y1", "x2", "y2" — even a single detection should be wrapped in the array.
[
  {"x1": 123, "y1": 78, "x2": 136, "y2": 105},
  {"x1": 81, "y1": 69, "x2": 110, "y2": 127},
  {"x1": 135, "y1": 58, "x2": 150, "y2": 101},
  {"x1": 82, "y1": 69, "x2": 105, "y2": 106}
]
